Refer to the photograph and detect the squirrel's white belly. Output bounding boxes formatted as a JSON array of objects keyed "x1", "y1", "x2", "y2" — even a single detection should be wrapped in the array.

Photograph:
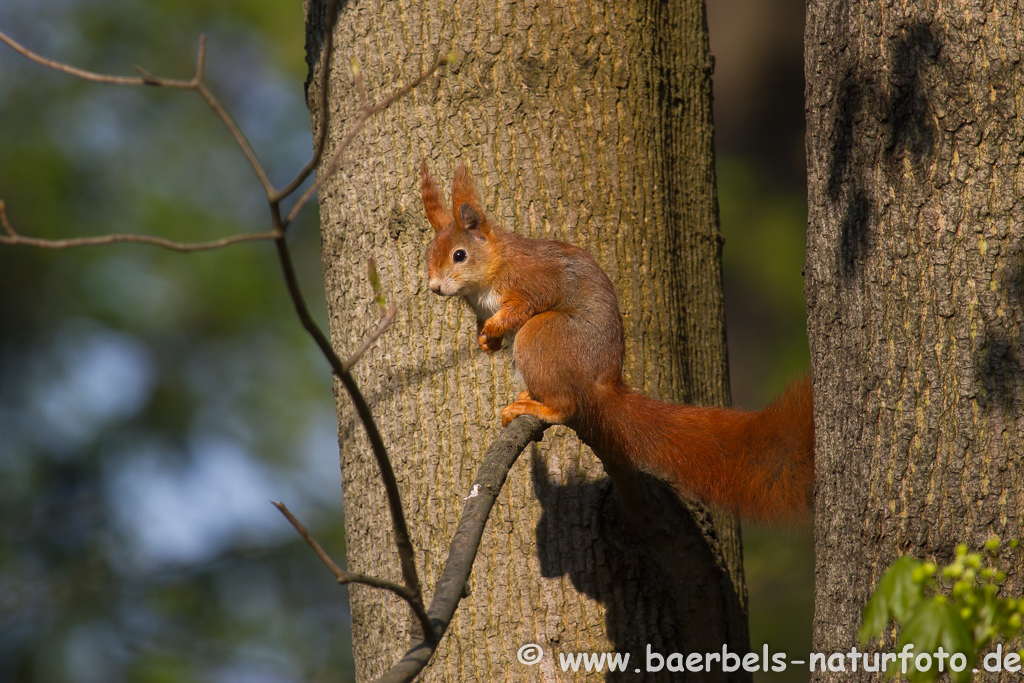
[
  {"x1": 465, "y1": 287, "x2": 501, "y2": 321},
  {"x1": 465, "y1": 287, "x2": 518, "y2": 348}
]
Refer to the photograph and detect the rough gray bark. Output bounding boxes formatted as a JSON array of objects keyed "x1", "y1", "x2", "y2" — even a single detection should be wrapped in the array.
[
  {"x1": 304, "y1": 0, "x2": 749, "y2": 679},
  {"x1": 805, "y1": 1, "x2": 1024, "y2": 680}
]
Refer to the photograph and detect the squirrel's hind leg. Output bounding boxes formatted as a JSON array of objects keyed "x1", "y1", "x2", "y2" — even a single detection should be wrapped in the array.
[
  {"x1": 506, "y1": 311, "x2": 583, "y2": 427},
  {"x1": 501, "y1": 397, "x2": 571, "y2": 427}
]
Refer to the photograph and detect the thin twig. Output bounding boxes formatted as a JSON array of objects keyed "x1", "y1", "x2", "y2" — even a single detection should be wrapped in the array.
[
  {"x1": 0, "y1": 29, "x2": 194, "y2": 88},
  {"x1": 1, "y1": 17, "x2": 450, "y2": 654},
  {"x1": 374, "y1": 416, "x2": 548, "y2": 683},
  {"x1": 345, "y1": 304, "x2": 398, "y2": 372},
  {"x1": 273, "y1": 501, "x2": 434, "y2": 641},
  {"x1": 133, "y1": 66, "x2": 160, "y2": 85},
  {"x1": 272, "y1": 0, "x2": 340, "y2": 203},
  {"x1": 0, "y1": 21, "x2": 433, "y2": 607},
  {"x1": 265, "y1": 47, "x2": 456, "y2": 620},
  {"x1": 187, "y1": 34, "x2": 272, "y2": 196},
  {"x1": 0, "y1": 195, "x2": 273, "y2": 252},
  {"x1": 193, "y1": 34, "x2": 207, "y2": 82},
  {"x1": 0, "y1": 225, "x2": 275, "y2": 252},
  {"x1": 0, "y1": 200, "x2": 14, "y2": 237},
  {"x1": 283, "y1": 53, "x2": 449, "y2": 226},
  {"x1": 271, "y1": 222, "x2": 423, "y2": 610},
  {"x1": 195, "y1": 78, "x2": 274, "y2": 196},
  {"x1": 0, "y1": 31, "x2": 274, "y2": 197}
]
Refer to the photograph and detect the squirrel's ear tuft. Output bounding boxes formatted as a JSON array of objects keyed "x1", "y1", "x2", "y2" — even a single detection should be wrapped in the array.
[
  {"x1": 420, "y1": 159, "x2": 454, "y2": 232},
  {"x1": 451, "y1": 161, "x2": 481, "y2": 226},
  {"x1": 452, "y1": 161, "x2": 495, "y2": 236}
]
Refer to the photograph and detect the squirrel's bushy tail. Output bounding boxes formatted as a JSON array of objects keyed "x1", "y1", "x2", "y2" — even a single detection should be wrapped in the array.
[{"x1": 587, "y1": 376, "x2": 814, "y2": 522}]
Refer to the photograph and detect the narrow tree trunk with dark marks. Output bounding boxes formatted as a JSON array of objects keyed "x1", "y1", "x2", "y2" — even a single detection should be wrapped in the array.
[
  {"x1": 806, "y1": 2, "x2": 1024, "y2": 680},
  {"x1": 304, "y1": 0, "x2": 750, "y2": 679}
]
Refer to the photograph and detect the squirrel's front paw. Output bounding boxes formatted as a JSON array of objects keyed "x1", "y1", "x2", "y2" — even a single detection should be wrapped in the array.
[
  {"x1": 477, "y1": 321, "x2": 504, "y2": 353},
  {"x1": 477, "y1": 333, "x2": 502, "y2": 354}
]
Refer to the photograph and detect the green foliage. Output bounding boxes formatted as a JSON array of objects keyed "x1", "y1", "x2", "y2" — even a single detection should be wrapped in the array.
[{"x1": 860, "y1": 540, "x2": 1024, "y2": 682}]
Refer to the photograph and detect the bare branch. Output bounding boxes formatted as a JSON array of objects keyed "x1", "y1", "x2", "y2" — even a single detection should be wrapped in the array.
[
  {"x1": 195, "y1": 81, "x2": 274, "y2": 196},
  {"x1": 374, "y1": 416, "x2": 548, "y2": 683},
  {"x1": 272, "y1": 0, "x2": 341, "y2": 204},
  {"x1": 282, "y1": 53, "x2": 450, "y2": 224},
  {"x1": 0, "y1": 28, "x2": 194, "y2": 88},
  {"x1": 0, "y1": 216, "x2": 276, "y2": 254},
  {"x1": 1, "y1": 19, "x2": 438, "y2": 611},
  {"x1": 133, "y1": 66, "x2": 160, "y2": 85},
  {"x1": 345, "y1": 304, "x2": 398, "y2": 372},
  {"x1": 0, "y1": 200, "x2": 14, "y2": 237},
  {"x1": 0, "y1": 26, "x2": 446, "y2": 240},
  {"x1": 272, "y1": 501, "x2": 434, "y2": 641},
  {"x1": 271, "y1": 228, "x2": 423, "y2": 611},
  {"x1": 0, "y1": 30, "x2": 274, "y2": 196},
  {"x1": 188, "y1": 36, "x2": 273, "y2": 196},
  {"x1": 263, "y1": 47, "x2": 457, "y2": 619},
  {"x1": 193, "y1": 34, "x2": 207, "y2": 82},
  {"x1": 2, "y1": 17, "x2": 457, "y2": 666}
]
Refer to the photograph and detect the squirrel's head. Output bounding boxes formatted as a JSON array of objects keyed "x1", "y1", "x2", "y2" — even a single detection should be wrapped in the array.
[{"x1": 421, "y1": 160, "x2": 500, "y2": 297}]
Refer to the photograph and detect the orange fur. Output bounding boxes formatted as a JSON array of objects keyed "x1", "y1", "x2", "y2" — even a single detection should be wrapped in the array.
[
  {"x1": 420, "y1": 159, "x2": 454, "y2": 231},
  {"x1": 421, "y1": 161, "x2": 815, "y2": 522},
  {"x1": 450, "y1": 162, "x2": 480, "y2": 231},
  {"x1": 585, "y1": 377, "x2": 814, "y2": 522}
]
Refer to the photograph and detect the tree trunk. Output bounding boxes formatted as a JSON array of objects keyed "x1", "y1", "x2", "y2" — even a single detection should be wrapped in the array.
[
  {"x1": 305, "y1": 0, "x2": 749, "y2": 679},
  {"x1": 805, "y1": 1, "x2": 1024, "y2": 679}
]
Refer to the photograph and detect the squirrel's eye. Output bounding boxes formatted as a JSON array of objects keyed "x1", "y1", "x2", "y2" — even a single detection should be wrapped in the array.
[{"x1": 453, "y1": 249, "x2": 467, "y2": 263}]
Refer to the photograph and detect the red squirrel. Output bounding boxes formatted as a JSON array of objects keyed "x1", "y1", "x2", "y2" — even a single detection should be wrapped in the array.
[{"x1": 420, "y1": 161, "x2": 814, "y2": 522}]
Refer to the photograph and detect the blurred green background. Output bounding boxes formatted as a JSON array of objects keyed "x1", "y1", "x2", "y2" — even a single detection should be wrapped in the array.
[
  {"x1": 0, "y1": 1, "x2": 811, "y2": 681},
  {"x1": 708, "y1": 1, "x2": 813, "y2": 681}
]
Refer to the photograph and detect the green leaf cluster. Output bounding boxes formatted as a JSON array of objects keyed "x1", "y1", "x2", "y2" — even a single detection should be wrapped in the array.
[{"x1": 860, "y1": 540, "x2": 1024, "y2": 682}]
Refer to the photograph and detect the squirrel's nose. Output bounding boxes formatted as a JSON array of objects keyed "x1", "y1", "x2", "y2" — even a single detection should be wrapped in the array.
[{"x1": 428, "y1": 279, "x2": 442, "y2": 294}]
